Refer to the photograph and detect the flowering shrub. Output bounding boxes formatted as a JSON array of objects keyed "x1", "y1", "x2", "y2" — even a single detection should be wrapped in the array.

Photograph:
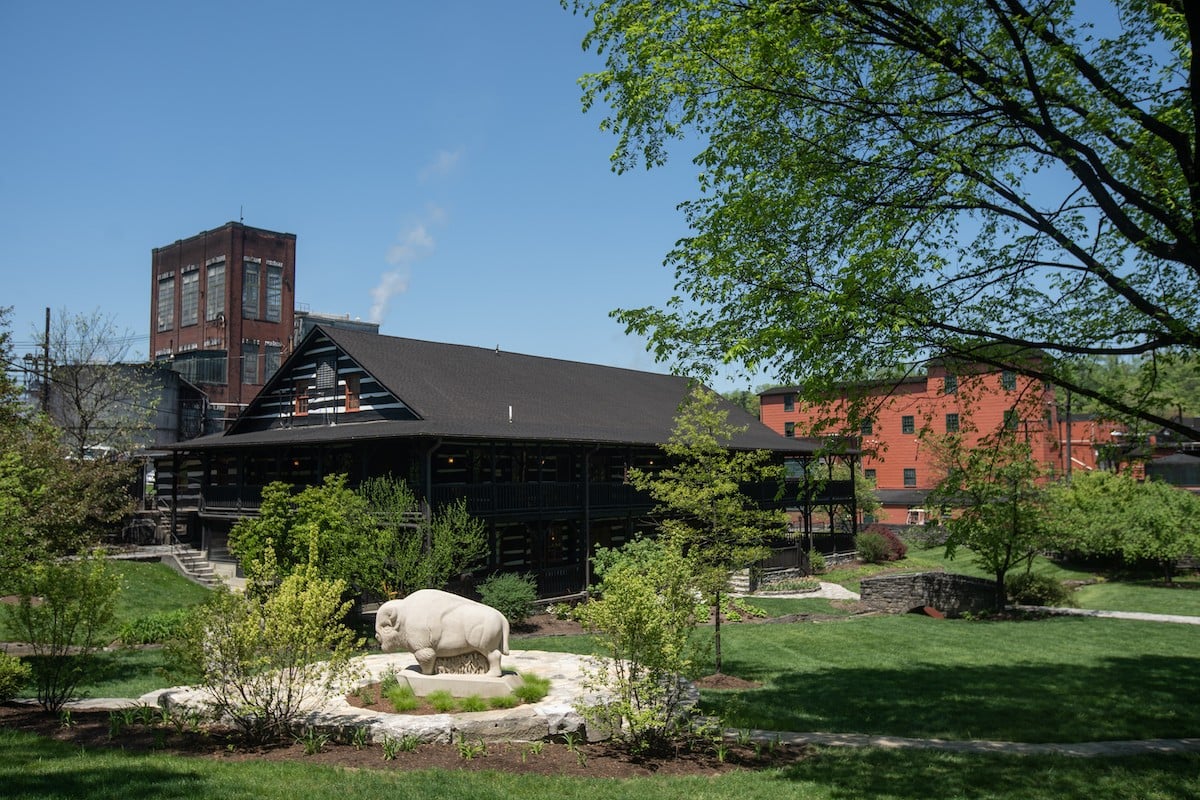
[{"x1": 856, "y1": 525, "x2": 908, "y2": 563}]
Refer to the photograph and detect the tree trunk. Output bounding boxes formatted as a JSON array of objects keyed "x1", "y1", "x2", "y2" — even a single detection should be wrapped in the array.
[
  {"x1": 713, "y1": 587, "x2": 722, "y2": 674},
  {"x1": 994, "y1": 571, "x2": 1007, "y2": 611}
]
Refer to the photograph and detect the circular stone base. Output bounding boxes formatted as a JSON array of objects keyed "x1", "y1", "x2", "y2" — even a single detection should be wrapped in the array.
[{"x1": 143, "y1": 649, "x2": 627, "y2": 744}]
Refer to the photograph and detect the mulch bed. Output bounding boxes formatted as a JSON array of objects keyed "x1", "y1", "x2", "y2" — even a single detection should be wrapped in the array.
[{"x1": 0, "y1": 703, "x2": 809, "y2": 777}]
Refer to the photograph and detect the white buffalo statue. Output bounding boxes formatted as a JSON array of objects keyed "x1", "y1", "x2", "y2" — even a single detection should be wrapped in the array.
[{"x1": 374, "y1": 589, "x2": 511, "y2": 677}]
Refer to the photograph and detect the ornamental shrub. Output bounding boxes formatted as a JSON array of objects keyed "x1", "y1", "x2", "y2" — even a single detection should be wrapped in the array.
[
  {"x1": 172, "y1": 564, "x2": 361, "y2": 742},
  {"x1": 1006, "y1": 572, "x2": 1074, "y2": 607},
  {"x1": 855, "y1": 531, "x2": 892, "y2": 564},
  {"x1": 857, "y1": 525, "x2": 908, "y2": 563},
  {"x1": 478, "y1": 572, "x2": 537, "y2": 626},
  {"x1": 0, "y1": 653, "x2": 31, "y2": 702},
  {"x1": 2, "y1": 552, "x2": 122, "y2": 712},
  {"x1": 573, "y1": 539, "x2": 705, "y2": 754}
]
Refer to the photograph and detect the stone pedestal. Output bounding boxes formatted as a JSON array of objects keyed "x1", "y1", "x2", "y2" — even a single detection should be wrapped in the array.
[{"x1": 399, "y1": 666, "x2": 524, "y2": 698}]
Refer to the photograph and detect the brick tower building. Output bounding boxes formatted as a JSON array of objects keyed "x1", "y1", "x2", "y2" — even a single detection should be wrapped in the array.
[{"x1": 150, "y1": 222, "x2": 296, "y2": 425}]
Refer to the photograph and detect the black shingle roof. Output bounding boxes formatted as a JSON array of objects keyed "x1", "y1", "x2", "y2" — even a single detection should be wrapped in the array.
[{"x1": 191, "y1": 327, "x2": 837, "y2": 455}]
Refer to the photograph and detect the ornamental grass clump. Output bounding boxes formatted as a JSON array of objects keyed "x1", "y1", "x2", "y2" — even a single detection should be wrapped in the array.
[{"x1": 385, "y1": 682, "x2": 419, "y2": 712}]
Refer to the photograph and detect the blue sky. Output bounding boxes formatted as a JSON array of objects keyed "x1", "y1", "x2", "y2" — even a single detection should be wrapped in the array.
[{"x1": 1, "y1": 2, "x2": 756, "y2": 392}]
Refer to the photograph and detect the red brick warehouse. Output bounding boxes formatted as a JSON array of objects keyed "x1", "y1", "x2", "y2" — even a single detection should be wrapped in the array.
[{"x1": 760, "y1": 361, "x2": 1117, "y2": 525}]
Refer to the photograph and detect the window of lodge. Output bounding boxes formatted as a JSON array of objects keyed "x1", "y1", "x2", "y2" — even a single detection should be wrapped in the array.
[{"x1": 295, "y1": 380, "x2": 310, "y2": 416}]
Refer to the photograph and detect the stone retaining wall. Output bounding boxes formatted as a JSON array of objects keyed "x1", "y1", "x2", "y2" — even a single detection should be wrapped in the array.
[{"x1": 860, "y1": 572, "x2": 996, "y2": 617}]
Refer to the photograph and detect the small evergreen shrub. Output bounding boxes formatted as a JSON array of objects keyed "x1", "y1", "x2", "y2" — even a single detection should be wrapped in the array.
[
  {"x1": 0, "y1": 653, "x2": 31, "y2": 702},
  {"x1": 478, "y1": 572, "x2": 537, "y2": 626},
  {"x1": 1006, "y1": 572, "x2": 1074, "y2": 607},
  {"x1": 807, "y1": 550, "x2": 827, "y2": 575}
]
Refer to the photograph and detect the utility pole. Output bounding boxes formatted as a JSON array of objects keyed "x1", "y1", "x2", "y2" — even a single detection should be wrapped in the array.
[{"x1": 41, "y1": 307, "x2": 50, "y2": 413}]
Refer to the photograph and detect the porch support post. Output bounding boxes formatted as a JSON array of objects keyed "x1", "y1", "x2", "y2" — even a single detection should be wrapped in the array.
[{"x1": 170, "y1": 450, "x2": 179, "y2": 547}]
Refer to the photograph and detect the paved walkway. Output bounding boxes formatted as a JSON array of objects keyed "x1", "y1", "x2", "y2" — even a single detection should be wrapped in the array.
[
  {"x1": 729, "y1": 728, "x2": 1200, "y2": 757},
  {"x1": 741, "y1": 582, "x2": 862, "y2": 601},
  {"x1": 1013, "y1": 604, "x2": 1200, "y2": 625}
]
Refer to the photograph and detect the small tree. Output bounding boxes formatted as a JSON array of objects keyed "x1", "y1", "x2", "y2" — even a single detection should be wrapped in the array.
[
  {"x1": 358, "y1": 476, "x2": 487, "y2": 597},
  {"x1": 574, "y1": 539, "x2": 704, "y2": 753},
  {"x1": 2, "y1": 553, "x2": 122, "y2": 712},
  {"x1": 627, "y1": 385, "x2": 787, "y2": 673},
  {"x1": 175, "y1": 558, "x2": 360, "y2": 742},
  {"x1": 0, "y1": 428, "x2": 134, "y2": 582},
  {"x1": 926, "y1": 431, "x2": 1051, "y2": 609},
  {"x1": 229, "y1": 474, "x2": 370, "y2": 593},
  {"x1": 39, "y1": 307, "x2": 158, "y2": 459},
  {"x1": 229, "y1": 474, "x2": 486, "y2": 599}
]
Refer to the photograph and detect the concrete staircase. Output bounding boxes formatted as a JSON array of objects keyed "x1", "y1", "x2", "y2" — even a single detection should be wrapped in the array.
[
  {"x1": 167, "y1": 548, "x2": 220, "y2": 588},
  {"x1": 728, "y1": 570, "x2": 753, "y2": 594}
]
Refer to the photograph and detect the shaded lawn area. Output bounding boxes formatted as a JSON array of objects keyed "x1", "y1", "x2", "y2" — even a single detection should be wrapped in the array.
[
  {"x1": 68, "y1": 648, "x2": 196, "y2": 700},
  {"x1": 1, "y1": 729, "x2": 1198, "y2": 800},
  {"x1": 700, "y1": 615, "x2": 1200, "y2": 743}
]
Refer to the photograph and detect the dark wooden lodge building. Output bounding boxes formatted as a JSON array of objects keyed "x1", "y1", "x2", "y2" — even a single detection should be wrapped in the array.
[{"x1": 161, "y1": 327, "x2": 856, "y2": 596}]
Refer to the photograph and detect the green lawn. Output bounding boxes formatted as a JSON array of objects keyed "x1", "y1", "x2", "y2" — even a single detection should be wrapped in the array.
[
  {"x1": 0, "y1": 560, "x2": 212, "y2": 643},
  {"x1": 5, "y1": 558, "x2": 1200, "y2": 799},
  {"x1": 524, "y1": 612, "x2": 1198, "y2": 743},
  {"x1": 107, "y1": 560, "x2": 213, "y2": 621},
  {"x1": 697, "y1": 615, "x2": 1199, "y2": 743},
  {"x1": 743, "y1": 597, "x2": 857, "y2": 618},
  {"x1": 1072, "y1": 578, "x2": 1200, "y2": 616},
  {"x1": 1, "y1": 729, "x2": 1197, "y2": 800}
]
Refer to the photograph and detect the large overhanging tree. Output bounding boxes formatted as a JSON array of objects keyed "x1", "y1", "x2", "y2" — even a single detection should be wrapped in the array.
[{"x1": 573, "y1": 0, "x2": 1200, "y2": 439}]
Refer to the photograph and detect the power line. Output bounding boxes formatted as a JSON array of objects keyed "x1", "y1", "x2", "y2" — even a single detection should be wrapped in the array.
[{"x1": 10, "y1": 332, "x2": 150, "y2": 351}]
